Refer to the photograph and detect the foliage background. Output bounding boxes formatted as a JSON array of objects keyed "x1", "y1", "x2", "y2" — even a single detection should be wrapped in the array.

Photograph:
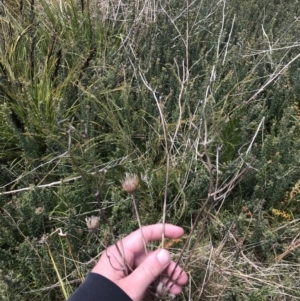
[{"x1": 1, "y1": 0, "x2": 300, "y2": 300}]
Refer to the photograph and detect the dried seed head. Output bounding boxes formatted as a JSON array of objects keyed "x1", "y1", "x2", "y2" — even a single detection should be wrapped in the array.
[
  {"x1": 121, "y1": 173, "x2": 139, "y2": 193},
  {"x1": 155, "y1": 282, "x2": 175, "y2": 300},
  {"x1": 155, "y1": 282, "x2": 169, "y2": 298},
  {"x1": 38, "y1": 233, "x2": 48, "y2": 244},
  {"x1": 35, "y1": 206, "x2": 45, "y2": 215},
  {"x1": 85, "y1": 216, "x2": 99, "y2": 232}
]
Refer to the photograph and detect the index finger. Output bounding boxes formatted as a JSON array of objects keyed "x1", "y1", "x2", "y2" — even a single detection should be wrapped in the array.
[{"x1": 122, "y1": 223, "x2": 184, "y2": 254}]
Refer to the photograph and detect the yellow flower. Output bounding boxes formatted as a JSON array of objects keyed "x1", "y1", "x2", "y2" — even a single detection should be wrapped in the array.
[
  {"x1": 121, "y1": 173, "x2": 139, "y2": 193},
  {"x1": 85, "y1": 216, "x2": 99, "y2": 232}
]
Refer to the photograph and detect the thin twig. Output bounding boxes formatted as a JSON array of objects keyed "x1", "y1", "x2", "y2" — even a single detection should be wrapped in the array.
[
  {"x1": 3, "y1": 208, "x2": 51, "y2": 282},
  {"x1": 138, "y1": 71, "x2": 170, "y2": 248},
  {"x1": 94, "y1": 170, "x2": 129, "y2": 276},
  {"x1": 246, "y1": 52, "x2": 300, "y2": 104}
]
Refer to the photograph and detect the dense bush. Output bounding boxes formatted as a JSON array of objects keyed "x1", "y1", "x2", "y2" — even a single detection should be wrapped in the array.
[{"x1": 1, "y1": 0, "x2": 300, "y2": 300}]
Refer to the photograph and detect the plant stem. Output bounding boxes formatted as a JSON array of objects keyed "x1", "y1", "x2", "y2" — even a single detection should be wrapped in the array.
[{"x1": 131, "y1": 192, "x2": 148, "y2": 255}]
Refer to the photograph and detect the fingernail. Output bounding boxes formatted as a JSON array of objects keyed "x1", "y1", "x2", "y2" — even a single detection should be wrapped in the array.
[{"x1": 157, "y1": 249, "x2": 170, "y2": 265}]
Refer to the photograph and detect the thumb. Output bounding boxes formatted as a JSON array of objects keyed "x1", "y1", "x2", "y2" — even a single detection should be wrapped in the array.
[{"x1": 121, "y1": 249, "x2": 170, "y2": 301}]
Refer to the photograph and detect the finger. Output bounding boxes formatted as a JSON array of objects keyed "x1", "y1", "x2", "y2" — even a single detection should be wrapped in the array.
[
  {"x1": 165, "y1": 260, "x2": 188, "y2": 285},
  {"x1": 159, "y1": 276, "x2": 184, "y2": 295},
  {"x1": 133, "y1": 251, "x2": 188, "y2": 286},
  {"x1": 121, "y1": 224, "x2": 184, "y2": 254},
  {"x1": 154, "y1": 259, "x2": 188, "y2": 297},
  {"x1": 133, "y1": 250, "x2": 188, "y2": 285},
  {"x1": 93, "y1": 224, "x2": 184, "y2": 281},
  {"x1": 118, "y1": 249, "x2": 171, "y2": 301}
]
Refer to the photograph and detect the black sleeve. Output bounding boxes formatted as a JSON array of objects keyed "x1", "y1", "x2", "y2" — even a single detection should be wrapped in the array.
[{"x1": 67, "y1": 273, "x2": 133, "y2": 301}]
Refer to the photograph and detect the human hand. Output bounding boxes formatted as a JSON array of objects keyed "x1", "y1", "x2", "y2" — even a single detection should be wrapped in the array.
[{"x1": 92, "y1": 224, "x2": 188, "y2": 301}]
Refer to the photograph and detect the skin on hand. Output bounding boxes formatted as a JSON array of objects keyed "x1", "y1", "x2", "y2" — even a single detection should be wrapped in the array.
[{"x1": 92, "y1": 224, "x2": 188, "y2": 301}]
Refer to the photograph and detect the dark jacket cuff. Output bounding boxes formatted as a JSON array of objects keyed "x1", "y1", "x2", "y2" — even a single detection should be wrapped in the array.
[{"x1": 67, "y1": 272, "x2": 132, "y2": 301}]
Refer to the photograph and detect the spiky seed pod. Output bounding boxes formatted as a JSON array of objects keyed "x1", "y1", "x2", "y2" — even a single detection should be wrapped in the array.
[
  {"x1": 121, "y1": 173, "x2": 139, "y2": 193},
  {"x1": 85, "y1": 216, "x2": 99, "y2": 232}
]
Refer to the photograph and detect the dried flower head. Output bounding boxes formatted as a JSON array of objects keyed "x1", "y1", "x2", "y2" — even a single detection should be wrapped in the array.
[
  {"x1": 85, "y1": 216, "x2": 99, "y2": 232},
  {"x1": 155, "y1": 282, "x2": 169, "y2": 298},
  {"x1": 35, "y1": 206, "x2": 45, "y2": 215},
  {"x1": 121, "y1": 173, "x2": 139, "y2": 193},
  {"x1": 155, "y1": 282, "x2": 175, "y2": 300},
  {"x1": 38, "y1": 233, "x2": 48, "y2": 244}
]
